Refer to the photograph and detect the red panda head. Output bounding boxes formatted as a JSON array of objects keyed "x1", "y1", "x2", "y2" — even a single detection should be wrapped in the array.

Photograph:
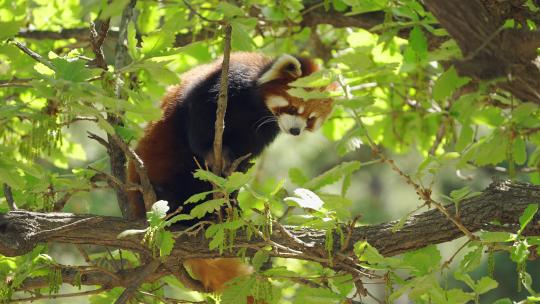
[{"x1": 258, "y1": 54, "x2": 334, "y2": 136}]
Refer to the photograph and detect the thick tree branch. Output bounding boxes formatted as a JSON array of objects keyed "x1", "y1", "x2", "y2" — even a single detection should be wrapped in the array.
[
  {"x1": 424, "y1": 0, "x2": 540, "y2": 104},
  {"x1": 1, "y1": 180, "x2": 539, "y2": 292}
]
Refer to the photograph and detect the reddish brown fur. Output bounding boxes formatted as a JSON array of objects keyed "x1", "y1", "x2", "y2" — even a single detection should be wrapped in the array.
[{"x1": 127, "y1": 53, "x2": 332, "y2": 298}]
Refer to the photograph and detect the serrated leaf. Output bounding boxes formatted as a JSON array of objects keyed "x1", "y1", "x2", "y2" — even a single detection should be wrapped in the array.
[
  {"x1": 158, "y1": 230, "x2": 174, "y2": 257},
  {"x1": 354, "y1": 241, "x2": 385, "y2": 265},
  {"x1": 217, "y1": 2, "x2": 245, "y2": 17},
  {"x1": 231, "y1": 20, "x2": 255, "y2": 51},
  {"x1": 289, "y1": 168, "x2": 309, "y2": 186},
  {"x1": 51, "y1": 58, "x2": 93, "y2": 82},
  {"x1": 518, "y1": 203, "x2": 538, "y2": 235},
  {"x1": 289, "y1": 70, "x2": 335, "y2": 88},
  {"x1": 100, "y1": 0, "x2": 130, "y2": 20},
  {"x1": 287, "y1": 87, "x2": 333, "y2": 100},
  {"x1": 403, "y1": 245, "x2": 441, "y2": 276},
  {"x1": 222, "y1": 276, "x2": 255, "y2": 304},
  {"x1": 284, "y1": 188, "x2": 324, "y2": 210},
  {"x1": 513, "y1": 137, "x2": 527, "y2": 165},
  {"x1": 475, "y1": 276, "x2": 498, "y2": 294},
  {"x1": 432, "y1": 66, "x2": 470, "y2": 101},
  {"x1": 193, "y1": 169, "x2": 227, "y2": 187},
  {"x1": 225, "y1": 171, "x2": 251, "y2": 191},
  {"x1": 304, "y1": 161, "x2": 361, "y2": 190},
  {"x1": 184, "y1": 190, "x2": 216, "y2": 204},
  {"x1": 190, "y1": 198, "x2": 227, "y2": 219},
  {"x1": 460, "y1": 245, "x2": 483, "y2": 273}
]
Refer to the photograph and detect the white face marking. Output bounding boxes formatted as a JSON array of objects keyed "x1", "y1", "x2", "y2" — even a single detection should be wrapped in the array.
[
  {"x1": 297, "y1": 105, "x2": 305, "y2": 114},
  {"x1": 309, "y1": 112, "x2": 317, "y2": 119},
  {"x1": 257, "y1": 54, "x2": 302, "y2": 85},
  {"x1": 266, "y1": 95, "x2": 289, "y2": 109},
  {"x1": 277, "y1": 114, "x2": 307, "y2": 136}
]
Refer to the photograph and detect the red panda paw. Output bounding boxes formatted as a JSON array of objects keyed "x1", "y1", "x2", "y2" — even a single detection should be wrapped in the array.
[{"x1": 203, "y1": 148, "x2": 232, "y2": 173}]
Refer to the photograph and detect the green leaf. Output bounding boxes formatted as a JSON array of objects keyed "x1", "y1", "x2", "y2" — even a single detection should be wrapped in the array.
[
  {"x1": 141, "y1": 32, "x2": 174, "y2": 57},
  {"x1": 217, "y1": 2, "x2": 245, "y2": 17},
  {"x1": 190, "y1": 198, "x2": 227, "y2": 219},
  {"x1": 511, "y1": 240, "x2": 529, "y2": 264},
  {"x1": 475, "y1": 276, "x2": 498, "y2": 294},
  {"x1": 289, "y1": 70, "x2": 335, "y2": 88},
  {"x1": 289, "y1": 168, "x2": 309, "y2": 186},
  {"x1": 184, "y1": 190, "x2": 216, "y2": 204},
  {"x1": 480, "y1": 231, "x2": 515, "y2": 242},
  {"x1": 518, "y1": 203, "x2": 538, "y2": 235},
  {"x1": 0, "y1": 21, "x2": 22, "y2": 40},
  {"x1": 409, "y1": 26, "x2": 427, "y2": 58},
  {"x1": 231, "y1": 20, "x2": 255, "y2": 51},
  {"x1": 293, "y1": 286, "x2": 343, "y2": 304},
  {"x1": 286, "y1": 87, "x2": 334, "y2": 100},
  {"x1": 100, "y1": 0, "x2": 130, "y2": 20},
  {"x1": 51, "y1": 58, "x2": 93, "y2": 82},
  {"x1": 193, "y1": 169, "x2": 227, "y2": 187},
  {"x1": 284, "y1": 188, "x2": 324, "y2": 210},
  {"x1": 460, "y1": 245, "x2": 483, "y2": 273},
  {"x1": 251, "y1": 250, "x2": 269, "y2": 272},
  {"x1": 222, "y1": 276, "x2": 255, "y2": 304},
  {"x1": 354, "y1": 241, "x2": 385, "y2": 265},
  {"x1": 493, "y1": 299, "x2": 513, "y2": 304},
  {"x1": 403, "y1": 245, "x2": 441, "y2": 276},
  {"x1": 158, "y1": 230, "x2": 175, "y2": 257},
  {"x1": 513, "y1": 137, "x2": 527, "y2": 165},
  {"x1": 224, "y1": 171, "x2": 252, "y2": 192},
  {"x1": 303, "y1": 161, "x2": 361, "y2": 190},
  {"x1": 432, "y1": 66, "x2": 470, "y2": 101}
]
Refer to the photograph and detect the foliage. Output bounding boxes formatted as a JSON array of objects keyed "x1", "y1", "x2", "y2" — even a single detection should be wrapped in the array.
[{"x1": 0, "y1": 0, "x2": 540, "y2": 303}]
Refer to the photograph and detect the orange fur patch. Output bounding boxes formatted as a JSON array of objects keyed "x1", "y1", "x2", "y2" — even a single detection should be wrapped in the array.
[{"x1": 184, "y1": 258, "x2": 253, "y2": 292}]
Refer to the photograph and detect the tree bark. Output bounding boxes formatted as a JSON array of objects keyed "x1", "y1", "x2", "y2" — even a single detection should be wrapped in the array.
[
  {"x1": 424, "y1": 0, "x2": 540, "y2": 104},
  {"x1": 0, "y1": 181, "x2": 540, "y2": 287}
]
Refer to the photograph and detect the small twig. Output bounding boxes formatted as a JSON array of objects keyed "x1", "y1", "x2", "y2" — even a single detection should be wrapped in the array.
[
  {"x1": 10, "y1": 39, "x2": 55, "y2": 70},
  {"x1": 10, "y1": 287, "x2": 109, "y2": 303},
  {"x1": 89, "y1": 18, "x2": 110, "y2": 70},
  {"x1": 0, "y1": 78, "x2": 33, "y2": 88},
  {"x1": 109, "y1": 134, "x2": 157, "y2": 211},
  {"x1": 441, "y1": 239, "x2": 472, "y2": 269},
  {"x1": 224, "y1": 153, "x2": 252, "y2": 176},
  {"x1": 212, "y1": 24, "x2": 233, "y2": 175},
  {"x1": 114, "y1": 259, "x2": 161, "y2": 304},
  {"x1": 181, "y1": 0, "x2": 221, "y2": 23},
  {"x1": 3, "y1": 183, "x2": 17, "y2": 210},
  {"x1": 87, "y1": 131, "x2": 110, "y2": 149},
  {"x1": 52, "y1": 192, "x2": 73, "y2": 211}
]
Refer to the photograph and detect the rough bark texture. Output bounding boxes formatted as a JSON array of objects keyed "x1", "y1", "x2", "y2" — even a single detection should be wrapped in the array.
[
  {"x1": 1, "y1": 180, "x2": 539, "y2": 290},
  {"x1": 424, "y1": 0, "x2": 540, "y2": 104}
]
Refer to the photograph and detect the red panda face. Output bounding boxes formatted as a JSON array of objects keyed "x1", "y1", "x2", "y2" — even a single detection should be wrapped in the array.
[
  {"x1": 258, "y1": 54, "x2": 333, "y2": 136},
  {"x1": 265, "y1": 94, "x2": 332, "y2": 135}
]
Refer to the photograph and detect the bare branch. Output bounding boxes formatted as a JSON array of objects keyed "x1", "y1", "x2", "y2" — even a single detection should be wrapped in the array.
[
  {"x1": 2, "y1": 183, "x2": 17, "y2": 210},
  {"x1": 115, "y1": 260, "x2": 161, "y2": 304},
  {"x1": 212, "y1": 24, "x2": 232, "y2": 175},
  {"x1": 9, "y1": 40, "x2": 55, "y2": 70},
  {"x1": 89, "y1": 18, "x2": 111, "y2": 70},
  {"x1": 1, "y1": 181, "x2": 538, "y2": 265},
  {"x1": 109, "y1": 134, "x2": 156, "y2": 211}
]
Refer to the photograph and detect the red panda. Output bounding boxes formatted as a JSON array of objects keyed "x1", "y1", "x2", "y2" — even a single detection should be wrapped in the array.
[{"x1": 127, "y1": 52, "x2": 333, "y2": 294}]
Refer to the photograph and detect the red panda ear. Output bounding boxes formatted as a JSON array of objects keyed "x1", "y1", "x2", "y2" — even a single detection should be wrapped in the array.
[{"x1": 257, "y1": 54, "x2": 302, "y2": 85}]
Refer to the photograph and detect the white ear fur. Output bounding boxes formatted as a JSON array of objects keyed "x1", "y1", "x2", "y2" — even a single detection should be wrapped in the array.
[
  {"x1": 266, "y1": 95, "x2": 289, "y2": 108},
  {"x1": 257, "y1": 54, "x2": 302, "y2": 85}
]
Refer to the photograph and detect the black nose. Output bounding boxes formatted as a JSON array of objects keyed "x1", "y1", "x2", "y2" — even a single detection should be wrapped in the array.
[{"x1": 289, "y1": 128, "x2": 301, "y2": 136}]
